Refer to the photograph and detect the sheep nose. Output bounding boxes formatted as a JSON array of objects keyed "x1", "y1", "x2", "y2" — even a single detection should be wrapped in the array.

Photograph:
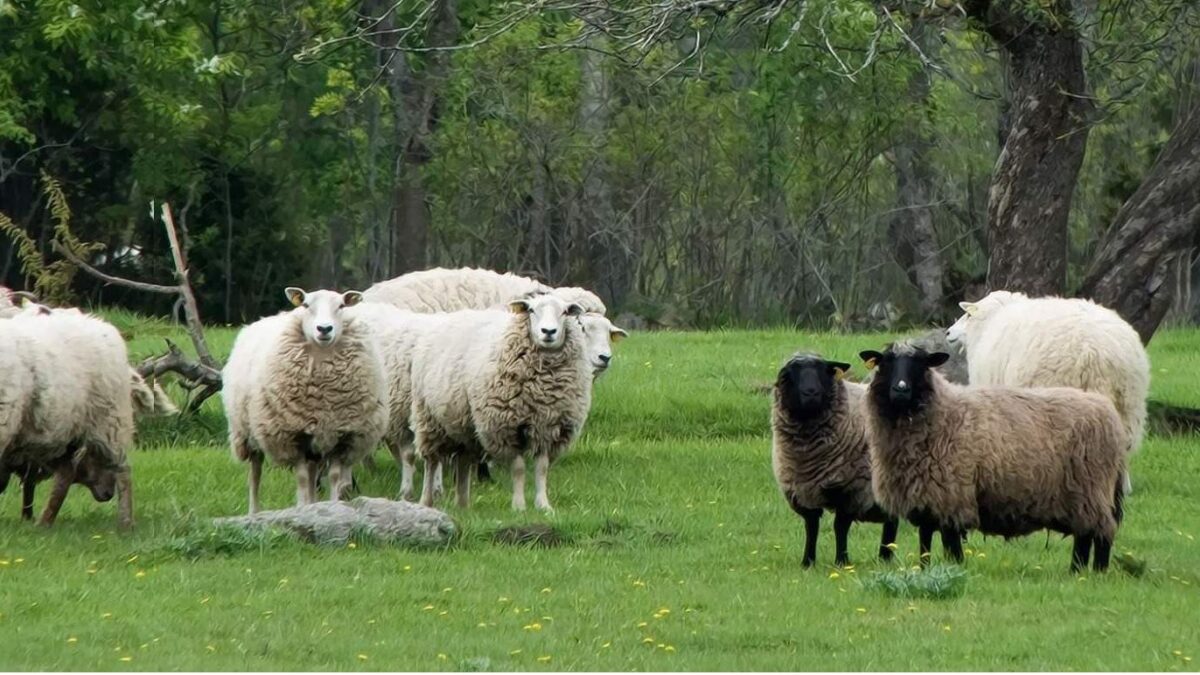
[
  {"x1": 800, "y1": 387, "x2": 820, "y2": 398},
  {"x1": 598, "y1": 354, "x2": 611, "y2": 364},
  {"x1": 541, "y1": 327, "x2": 557, "y2": 338},
  {"x1": 316, "y1": 324, "x2": 333, "y2": 336},
  {"x1": 892, "y1": 379, "x2": 910, "y2": 393}
]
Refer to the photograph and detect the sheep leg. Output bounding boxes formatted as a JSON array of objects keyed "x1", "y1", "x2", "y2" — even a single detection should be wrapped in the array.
[
  {"x1": 248, "y1": 453, "x2": 263, "y2": 515},
  {"x1": 1092, "y1": 536, "x2": 1112, "y2": 572},
  {"x1": 454, "y1": 453, "x2": 472, "y2": 509},
  {"x1": 327, "y1": 462, "x2": 348, "y2": 501},
  {"x1": 420, "y1": 457, "x2": 441, "y2": 507},
  {"x1": 115, "y1": 468, "x2": 134, "y2": 532},
  {"x1": 533, "y1": 453, "x2": 553, "y2": 512},
  {"x1": 38, "y1": 463, "x2": 75, "y2": 527},
  {"x1": 477, "y1": 461, "x2": 493, "y2": 483},
  {"x1": 306, "y1": 461, "x2": 320, "y2": 504},
  {"x1": 918, "y1": 524, "x2": 935, "y2": 567},
  {"x1": 879, "y1": 519, "x2": 899, "y2": 561},
  {"x1": 833, "y1": 510, "x2": 854, "y2": 567},
  {"x1": 799, "y1": 509, "x2": 821, "y2": 568},
  {"x1": 21, "y1": 476, "x2": 36, "y2": 521},
  {"x1": 510, "y1": 455, "x2": 527, "y2": 511},
  {"x1": 941, "y1": 527, "x2": 964, "y2": 563},
  {"x1": 433, "y1": 461, "x2": 445, "y2": 500},
  {"x1": 295, "y1": 462, "x2": 314, "y2": 507},
  {"x1": 1071, "y1": 534, "x2": 1093, "y2": 573},
  {"x1": 395, "y1": 444, "x2": 415, "y2": 502}
]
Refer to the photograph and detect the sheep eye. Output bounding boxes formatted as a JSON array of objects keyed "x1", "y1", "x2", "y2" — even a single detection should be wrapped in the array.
[{"x1": 301, "y1": 303, "x2": 309, "y2": 309}]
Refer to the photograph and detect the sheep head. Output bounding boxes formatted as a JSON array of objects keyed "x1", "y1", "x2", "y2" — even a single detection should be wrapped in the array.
[
  {"x1": 776, "y1": 353, "x2": 850, "y2": 420},
  {"x1": 946, "y1": 290, "x2": 1028, "y2": 345},
  {"x1": 580, "y1": 313, "x2": 628, "y2": 378},
  {"x1": 285, "y1": 287, "x2": 363, "y2": 347},
  {"x1": 508, "y1": 293, "x2": 582, "y2": 350},
  {"x1": 861, "y1": 343, "x2": 949, "y2": 418}
]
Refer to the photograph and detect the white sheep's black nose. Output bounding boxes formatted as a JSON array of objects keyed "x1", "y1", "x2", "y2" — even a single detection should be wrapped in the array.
[
  {"x1": 598, "y1": 354, "x2": 611, "y2": 364},
  {"x1": 541, "y1": 327, "x2": 557, "y2": 338},
  {"x1": 317, "y1": 324, "x2": 333, "y2": 336}
]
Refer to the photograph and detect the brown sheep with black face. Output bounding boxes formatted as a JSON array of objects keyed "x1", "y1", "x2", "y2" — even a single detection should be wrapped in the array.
[
  {"x1": 771, "y1": 353, "x2": 898, "y2": 568},
  {"x1": 859, "y1": 342, "x2": 1127, "y2": 573}
]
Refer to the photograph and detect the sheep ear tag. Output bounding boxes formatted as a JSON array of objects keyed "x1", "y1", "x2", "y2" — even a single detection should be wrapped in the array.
[
  {"x1": 864, "y1": 358, "x2": 877, "y2": 371},
  {"x1": 833, "y1": 368, "x2": 847, "y2": 381}
]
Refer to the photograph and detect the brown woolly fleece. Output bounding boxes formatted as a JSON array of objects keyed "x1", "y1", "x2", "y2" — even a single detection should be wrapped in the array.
[
  {"x1": 864, "y1": 355, "x2": 1127, "y2": 543},
  {"x1": 772, "y1": 379, "x2": 878, "y2": 519}
]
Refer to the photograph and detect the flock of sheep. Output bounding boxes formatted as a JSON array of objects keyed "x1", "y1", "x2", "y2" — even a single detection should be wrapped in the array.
[
  {"x1": 772, "y1": 291, "x2": 1149, "y2": 572},
  {"x1": 0, "y1": 267, "x2": 1154, "y2": 577}
]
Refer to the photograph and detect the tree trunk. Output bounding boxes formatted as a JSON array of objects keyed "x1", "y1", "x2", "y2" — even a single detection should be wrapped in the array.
[
  {"x1": 578, "y1": 36, "x2": 633, "y2": 309},
  {"x1": 970, "y1": 1, "x2": 1091, "y2": 296},
  {"x1": 1078, "y1": 101, "x2": 1200, "y2": 343},
  {"x1": 888, "y1": 20, "x2": 944, "y2": 322}
]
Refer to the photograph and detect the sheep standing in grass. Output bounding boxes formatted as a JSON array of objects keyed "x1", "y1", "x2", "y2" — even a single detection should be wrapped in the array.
[
  {"x1": 223, "y1": 288, "x2": 388, "y2": 514},
  {"x1": 362, "y1": 266, "x2": 607, "y2": 315},
  {"x1": 946, "y1": 291, "x2": 1149, "y2": 494},
  {"x1": 859, "y1": 342, "x2": 1127, "y2": 572},
  {"x1": 772, "y1": 353, "x2": 899, "y2": 567},
  {"x1": 0, "y1": 310, "x2": 135, "y2": 529},
  {"x1": 411, "y1": 294, "x2": 592, "y2": 511}
]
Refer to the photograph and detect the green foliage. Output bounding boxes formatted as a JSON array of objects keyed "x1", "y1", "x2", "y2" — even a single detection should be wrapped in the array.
[{"x1": 864, "y1": 564, "x2": 970, "y2": 600}]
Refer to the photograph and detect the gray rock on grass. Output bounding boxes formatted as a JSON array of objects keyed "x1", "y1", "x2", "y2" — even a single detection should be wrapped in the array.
[{"x1": 215, "y1": 497, "x2": 456, "y2": 546}]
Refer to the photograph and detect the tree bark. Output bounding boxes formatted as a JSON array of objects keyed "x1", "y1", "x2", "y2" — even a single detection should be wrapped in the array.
[
  {"x1": 578, "y1": 36, "x2": 634, "y2": 310},
  {"x1": 968, "y1": 0, "x2": 1091, "y2": 296},
  {"x1": 888, "y1": 20, "x2": 944, "y2": 322},
  {"x1": 1078, "y1": 101, "x2": 1200, "y2": 343}
]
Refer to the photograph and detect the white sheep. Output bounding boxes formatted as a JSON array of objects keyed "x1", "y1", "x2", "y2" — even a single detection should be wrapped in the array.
[
  {"x1": 0, "y1": 310, "x2": 135, "y2": 529},
  {"x1": 223, "y1": 288, "x2": 389, "y2": 514},
  {"x1": 410, "y1": 294, "x2": 593, "y2": 511},
  {"x1": 946, "y1": 291, "x2": 1150, "y2": 494},
  {"x1": 362, "y1": 266, "x2": 607, "y2": 315}
]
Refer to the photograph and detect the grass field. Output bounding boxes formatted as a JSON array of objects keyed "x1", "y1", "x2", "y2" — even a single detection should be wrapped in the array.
[{"x1": 1, "y1": 314, "x2": 1197, "y2": 671}]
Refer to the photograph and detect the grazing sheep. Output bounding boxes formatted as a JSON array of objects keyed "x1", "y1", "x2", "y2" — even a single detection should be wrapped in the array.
[
  {"x1": 0, "y1": 310, "x2": 135, "y2": 529},
  {"x1": 858, "y1": 342, "x2": 1127, "y2": 572},
  {"x1": 362, "y1": 266, "x2": 607, "y2": 315},
  {"x1": 772, "y1": 353, "x2": 899, "y2": 567},
  {"x1": 946, "y1": 291, "x2": 1150, "y2": 494},
  {"x1": 410, "y1": 294, "x2": 592, "y2": 511},
  {"x1": 223, "y1": 288, "x2": 389, "y2": 514}
]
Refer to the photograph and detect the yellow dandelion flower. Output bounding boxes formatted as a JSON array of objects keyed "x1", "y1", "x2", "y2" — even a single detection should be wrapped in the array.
[
  {"x1": 438, "y1": 611, "x2": 448, "y2": 617},
  {"x1": 367, "y1": 619, "x2": 375, "y2": 625},
  {"x1": 200, "y1": 597, "x2": 210, "y2": 604},
  {"x1": 206, "y1": 645, "x2": 215, "y2": 652},
  {"x1": 829, "y1": 572, "x2": 840, "y2": 579},
  {"x1": 1184, "y1": 657, "x2": 1192, "y2": 663},
  {"x1": 856, "y1": 608, "x2": 867, "y2": 614},
  {"x1": 642, "y1": 637, "x2": 655, "y2": 644},
  {"x1": 403, "y1": 565, "x2": 412, "y2": 571},
  {"x1": 477, "y1": 622, "x2": 487, "y2": 628},
  {"x1": 665, "y1": 645, "x2": 677, "y2": 653},
  {"x1": 13, "y1": 558, "x2": 23, "y2": 564},
  {"x1": 523, "y1": 623, "x2": 542, "y2": 631},
  {"x1": 422, "y1": 604, "x2": 435, "y2": 611},
  {"x1": 442, "y1": 587, "x2": 453, "y2": 593},
  {"x1": 357, "y1": 654, "x2": 368, "y2": 661},
  {"x1": 509, "y1": 649, "x2": 522, "y2": 656},
  {"x1": 537, "y1": 656, "x2": 552, "y2": 663},
  {"x1": 347, "y1": 542, "x2": 357, "y2": 549},
  {"x1": 437, "y1": 653, "x2": 448, "y2": 661},
  {"x1": 1174, "y1": 651, "x2": 1183, "y2": 656},
  {"x1": 0, "y1": 560, "x2": 8, "y2": 566},
  {"x1": 885, "y1": 543, "x2": 898, "y2": 550},
  {"x1": 126, "y1": 555, "x2": 138, "y2": 564},
  {"x1": 601, "y1": 642, "x2": 611, "y2": 649},
  {"x1": 119, "y1": 656, "x2": 132, "y2": 662},
  {"x1": 632, "y1": 580, "x2": 645, "y2": 587},
  {"x1": 101, "y1": 613, "x2": 113, "y2": 619},
  {"x1": 499, "y1": 596, "x2": 510, "y2": 603},
  {"x1": 637, "y1": 621, "x2": 648, "y2": 628},
  {"x1": 92, "y1": 534, "x2": 103, "y2": 540},
  {"x1": 134, "y1": 571, "x2": 146, "y2": 579},
  {"x1": 657, "y1": 643, "x2": 666, "y2": 649},
  {"x1": 657, "y1": 608, "x2": 670, "y2": 615},
  {"x1": 67, "y1": 637, "x2": 78, "y2": 644},
  {"x1": 943, "y1": 625, "x2": 951, "y2": 632},
  {"x1": 541, "y1": 587, "x2": 552, "y2": 594}
]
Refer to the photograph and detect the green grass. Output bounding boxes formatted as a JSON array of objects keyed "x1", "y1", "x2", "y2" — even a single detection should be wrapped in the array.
[{"x1": 1, "y1": 318, "x2": 1198, "y2": 670}]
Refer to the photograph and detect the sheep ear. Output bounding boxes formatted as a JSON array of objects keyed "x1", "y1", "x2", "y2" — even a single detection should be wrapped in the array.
[
  {"x1": 610, "y1": 326, "x2": 628, "y2": 342},
  {"x1": 285, "y1": 287, "x2": 306, "y2": 307},
  {"x1": 566, "y1": 303, "x2": 584, "y2": 317},
  {"x1": 927, "y1": 352, "x2": 951, "y2": 368},
  {"x1": 508, "y1": 299, "x2": 530, "y2": 314},
  {"x1": 342, "y1": 291, "x2": 364, "y2": 307},
  {"x1": 859, "y1": 351, "x2": 882, "y2": 370},
  {"x1": 959, "y1": 301, "x2": 979, "y2": 317},
  {"x1": 829, "y1": 361, "x2": 851, "y2": 380}
]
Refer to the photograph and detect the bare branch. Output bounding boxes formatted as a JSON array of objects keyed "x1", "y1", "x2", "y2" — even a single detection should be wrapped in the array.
[{"x1": 50, "y1": 241, "x2": 179, "y2": 294}]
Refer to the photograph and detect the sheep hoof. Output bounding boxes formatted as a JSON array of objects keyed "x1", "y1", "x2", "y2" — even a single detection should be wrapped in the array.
[{"x1": 801, "y1": 557, "x2": 815, "y2": 568}]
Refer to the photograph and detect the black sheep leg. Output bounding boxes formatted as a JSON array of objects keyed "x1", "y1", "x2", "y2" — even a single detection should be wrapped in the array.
[
  {"x1": 833, "y1": 510, "x2": 854, "y2": 567},
  {"x1": 879, "y1": 519, "x2": 899, "y2": 561},
  {"x1": 941, "y1": 527, "x2": 964, "y2": 563},
  {"x1": 800, "y1": 508, "x2": 821, "y2": 568},
  {"x1": 918, "y1": 524, "x2": 935, "y2": 567},
  {"x1": 477, "y1": 461, "x2": 493, "y2": 483},
  {"x1": 1071, "y1": 534, "x2": 1093, "y2": 573},
  {"x1": 1092, "y1": 536, "x2": 1112, "y2": 572}
]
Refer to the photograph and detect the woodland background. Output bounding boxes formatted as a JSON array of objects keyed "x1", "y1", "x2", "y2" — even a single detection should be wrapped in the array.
[{"x1": 1, "y1": 0, "x2": 1198, "y2": 336}]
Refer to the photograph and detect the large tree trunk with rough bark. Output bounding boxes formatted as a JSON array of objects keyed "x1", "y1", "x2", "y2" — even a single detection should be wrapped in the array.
[
  {"x1": 1078, "y1": 101, "x2": 1200, "y2": 343},
  {"x1": 578, "y1": 36, "x2": 634, "y2": 310},
  {"x1": 888, "y1": 19, "x2": 944, "y2": 322},
  {"x1": 968, "y1": 1, "x2": 1091, "y2": 296}
]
